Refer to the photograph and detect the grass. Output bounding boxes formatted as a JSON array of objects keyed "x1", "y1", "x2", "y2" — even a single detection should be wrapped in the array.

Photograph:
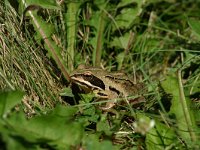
[{"x1": 0, "y1": 0, "x2": 200, "y2": 149}]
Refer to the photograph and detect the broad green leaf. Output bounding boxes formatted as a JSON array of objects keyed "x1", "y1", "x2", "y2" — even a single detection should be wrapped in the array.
[
  {"x1": 32, "y1": 13, "x2": 55, "y2": 42},
  {"x1": 111, "y1": 33, "x2": 130, "y2": 49},
  {"x1": 134, "y1": 34, "x2": 161, "y2": 53},
  {"x1": 146, "y1": 121, "x2": 177, "y2": 150},
  {"x1": 51, "y1": 121, "x2": 83, "y2": 149},
  {"x1": 2, "y1": 134, "x2": 31, "y2": 150},
  {"x1": 79, "y1": 93, "x2": 95, "y2": 103},
  {"x1": 26, "y1": 0, "x2": 61, "y2": 10},
  {"x1": 115, "y1": 0, "x2": 143, "y2": 29},
  {"x1": 115, "y1": 8, "x2": 138, "y2": 29},
  {"x1": 6, "y1": 106, "x2": 83, "y2": 148},
  {"x1": 83, "y1": 134, "x2": 118, "y2": 150},
  {"x1": 51, "y1": 105, "x2": 78, "y2": 118},
  {"x1": 82, "y1": 106, "x2": 98, "y2": 122},
  {"x1": 188, "y1": 18, "x2": 200, "y2": 41},
  {"x1": 117, "y1": 0, "x2": 144, "y2": 8},
  {"x1": 88, "y1": 11, "x2": 101, "y2": 30},
  {"x1": 161, "y1": 75, "x2": 196, "y2": 141},
  {"x1": 110, "y1": 32, "x2": 133, "y2": 69},
  {"x1": 60, "y1": 87, "x2": 74, "y2": 97},
  {"x1": 94, "y1": 0, "x2": 107, "y2": 9},
  {"x1": 0, "y1": 90, "x2": 24, "y2": 117},
  {"x1": 97, "y1": 119, "x2": 112, "y2": 135}
]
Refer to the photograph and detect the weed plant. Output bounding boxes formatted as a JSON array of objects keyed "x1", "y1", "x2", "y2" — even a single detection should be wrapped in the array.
[{"x1": 0, "y1": 0, "x2": 200, "y2": 149}]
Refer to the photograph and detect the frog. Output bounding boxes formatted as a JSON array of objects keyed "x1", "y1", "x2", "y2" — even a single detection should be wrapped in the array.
[{"x1": 70, "y1": 65, "x2": 146, "y2": 110}]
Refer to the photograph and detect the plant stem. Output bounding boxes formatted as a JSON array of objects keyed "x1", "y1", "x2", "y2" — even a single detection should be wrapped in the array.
[
  {"x1": 66, "y1": 2, "x2": 80, "y2": 71},
  {"x1": 177, "y1": 69, "x2": 196, "y2": 142},
  {"x1": 23, "y1": 4, "x2": 71, "y2": 82},
  {"x1": 94, "y1": 11, "x2": 105, "y2": 67}
]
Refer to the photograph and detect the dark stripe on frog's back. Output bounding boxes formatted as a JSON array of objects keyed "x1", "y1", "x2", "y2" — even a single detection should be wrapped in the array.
[
  {"x1": 109, "y1": 86, "x2": 121, "y2": 95},
  {"x1": 73, "y1": 73, "x2": 106, "y2": 90},
  {"x1": 105, "y1": 75, "x2": 134, "y2": 95},
  {"x1": 97, "y1": 92, "x2": 108, "y2": 97},
  {"x1": 105, "y1": 75, "x2": 145, "y2": 94},
  {"x1": 105, "y1": 75, "x2": 135, "y2": 85}
]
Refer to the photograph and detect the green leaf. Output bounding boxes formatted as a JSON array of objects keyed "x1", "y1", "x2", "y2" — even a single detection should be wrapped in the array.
[
  {"x1": 117, "y1": 0, "x2": 137, "y2": 8},
  {"x1": 188, "y1": 18, "x2": 200, "y2": 41},
  {"x1": 83, "y1": 134, "x2": 118, "y2": 150},
  {"x1": 146, "y1": 121, "x2": 177, "y2": 150},
  {"x1": 82, "y1": 106, "x2": 99, "y2": 122},
  {"x1": 0, "y1": 90, "x2": 24, "y2": 117},
  {"x1": 115, "y1": 8, "x2": 137, "y2": 29},
  {"x1": 51, "y1": 105, "x2": 78, "y2": 118},
  {"x1": 97, "y1": 119, "x2": 112, "y2": 135},
  {"x1": 2, "y1": 134, "x2": 31, "y2": 150},
  {"x1": 26, "y1": 0, "x2": 61, "y2": 10},
  {"x1": 161, "y1": 75, "x2": 196, "y2": 141},
  {"x1": 60, "y1": 87, "x2": 74, "y2": 97},
  {"x1": 33, "y1": 14, "x2": 55, "y2": 41},
  {"x1": 6, "y1": 106, "x2": 83, "y2": 148},
  {"x1": 115, "y1": 0, "x2": 143, "y2": 29},
  {"x1": 79, "y1": 93, "x2": 96, "y2": 104},
  {"x1": 111, "y1": 33, "x2": 130, "y2": 49},
  {"x1": 94, "y1": 0, "x2": 107, "y2": 9}
]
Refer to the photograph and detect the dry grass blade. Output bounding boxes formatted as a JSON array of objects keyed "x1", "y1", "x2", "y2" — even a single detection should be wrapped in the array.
[{"x1": 0, "y1": 1, "x2": 64, "y2": 113}]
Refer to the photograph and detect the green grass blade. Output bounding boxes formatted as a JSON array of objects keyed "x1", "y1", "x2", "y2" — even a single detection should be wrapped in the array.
[{"x1": 65, "y1": 2, "x2": 81, "y2": 71}]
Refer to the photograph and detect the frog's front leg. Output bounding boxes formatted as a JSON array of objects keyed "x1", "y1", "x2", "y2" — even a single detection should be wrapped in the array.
[
  {"x1": 99, "y1": 100, "x2": 115, "y2": 110},
  {"x1": 97, "y1": 99, "x2": 119, "y2": 118}
]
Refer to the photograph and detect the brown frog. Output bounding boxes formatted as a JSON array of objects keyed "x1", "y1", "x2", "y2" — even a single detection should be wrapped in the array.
[{"x1": 70, "y1": 66, "x2": 146, "y2": 110}]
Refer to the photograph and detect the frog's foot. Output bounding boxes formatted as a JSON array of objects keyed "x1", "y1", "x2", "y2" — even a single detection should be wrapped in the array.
[
  {"x1": 98, "y1": 102, "x2": 119, "y2": 118},
  {"x1": 99, "y1": 102, "x2": 115, "y2": 110}
]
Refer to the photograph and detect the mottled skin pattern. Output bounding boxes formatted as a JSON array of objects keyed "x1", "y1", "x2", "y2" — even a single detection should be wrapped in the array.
[{"x1": 70, "y1": 66, "x2": 146, "y2": 110}]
